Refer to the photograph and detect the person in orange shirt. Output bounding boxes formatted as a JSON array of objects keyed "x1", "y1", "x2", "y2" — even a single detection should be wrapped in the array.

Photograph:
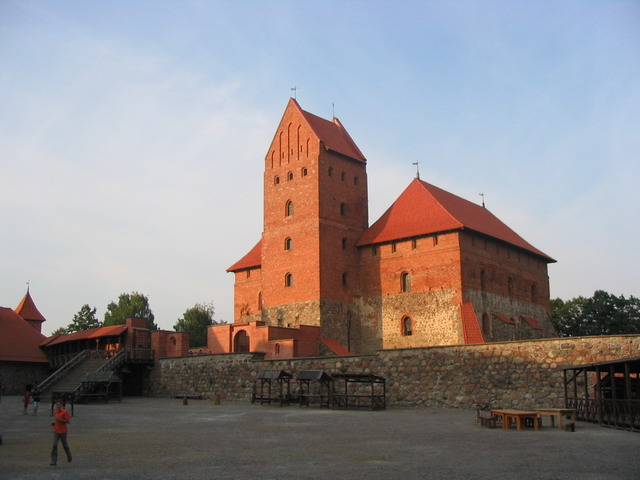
[{"x1": 50, "y1": 400, "x2": 72, "y2": 466}]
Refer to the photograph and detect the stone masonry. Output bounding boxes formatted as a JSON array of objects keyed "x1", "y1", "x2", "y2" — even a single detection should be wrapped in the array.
[{"x1": 147, "y1": 334, "x2": 640, "y2": 410}]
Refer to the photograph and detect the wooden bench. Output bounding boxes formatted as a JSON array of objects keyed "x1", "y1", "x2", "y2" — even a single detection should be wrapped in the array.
[{"x1": 535, "y1": 408, "x2": 576, "y2": 430}]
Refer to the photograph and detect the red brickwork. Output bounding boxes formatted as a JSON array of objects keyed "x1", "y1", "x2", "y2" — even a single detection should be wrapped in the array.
[{"x1": 223, "y1": 99, "x2": 555, "y2": 357}]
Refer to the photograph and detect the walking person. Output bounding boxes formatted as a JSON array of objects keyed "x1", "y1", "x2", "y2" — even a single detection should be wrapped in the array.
[
  {"x1": 22, "y1": 384, "x2": 32, "y2": 415},
  {"x1": 50, "y1": 400, "x2": 72, "y2": 466},
  {"x1": 31, "y1": 388, "x2": 41, "y2": 416}
]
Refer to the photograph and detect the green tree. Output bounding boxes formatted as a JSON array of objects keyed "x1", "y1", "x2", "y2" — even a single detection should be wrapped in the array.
[
  {"x1": 551, "y1": 290, "x2": 640, "y2": 337},
  {"x1": 174, "y1": 302, "x2": 219, "y2": 348},
  {"x1": 66, "y1": 304, "x2": 101, "y2": 333},
  {"x1": 51, "y1": 326, "x2": 68, "y2": 336},
  {"x1": 104, "y1": 292, "x2": 157, "y2": 330}
]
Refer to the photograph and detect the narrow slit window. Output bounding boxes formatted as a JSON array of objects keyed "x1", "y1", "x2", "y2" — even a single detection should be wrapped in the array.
[
  {"x1": 401, "y1": 272, "x2": 410, "y2": 293},
  {"x1": 402, "y1": 316, "x2": 413, "y2": 336}
]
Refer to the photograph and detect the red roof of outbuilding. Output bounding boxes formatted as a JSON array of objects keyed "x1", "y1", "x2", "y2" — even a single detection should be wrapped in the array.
[
  {"x1": 493, "y1": 313, "x2": 516, "y2": 325},
  {"x1": 460, "y1": 302, "x2": 485, "y2": 344},
  {"x1": 15, "y1": 290, "x2": 46, "y2": 323},
  {"x1": 0, "y1": 307, "x2": 48, "y2": 363},
  {"x1": 42, "y1": 324, "x2": 128, "y2": 347},
  {"x1": 521, "y1": 315, "x2": 542, "y2": 330},
  {"x1": 227, "y1": 239, "x2": 262, "y2": 272},
  {"x1": 357, "y1": 178, "x2": 555, "y2": 262},
  {"x1": 289, "y1": 98, "x2": 366, "y2": 163}
]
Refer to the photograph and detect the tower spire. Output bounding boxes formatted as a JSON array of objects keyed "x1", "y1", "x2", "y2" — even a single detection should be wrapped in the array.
[{"x1": 412, "y1": 161, "x2": 420, "y2": 180}]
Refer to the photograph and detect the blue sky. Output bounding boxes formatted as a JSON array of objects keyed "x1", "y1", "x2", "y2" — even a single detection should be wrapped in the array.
[{"x1": 1, "y1": 1, "x2": 639, "y2": 335}]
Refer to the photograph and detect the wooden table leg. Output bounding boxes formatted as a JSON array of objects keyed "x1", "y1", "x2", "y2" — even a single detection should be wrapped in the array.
[{"x1": 516, "y1": 416, "x2": 523, "y2": 432}]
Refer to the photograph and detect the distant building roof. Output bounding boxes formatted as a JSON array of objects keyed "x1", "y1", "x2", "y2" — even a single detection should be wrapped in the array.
[
  {"x1": 227, "y1": 239, "x2": 262, "y2": 272},
  {"x1": 357, "y1": 178, "x2": 555, "y2": 262},
  {"x1": 41, "y1": 325, "x2": 128, "y2": 347},
  {"x1": 15, "y1": 290, "x2": 46, "y2": 323},
  {"x1": 0, "y1": 307, "x2": 48, "y2": 363}
]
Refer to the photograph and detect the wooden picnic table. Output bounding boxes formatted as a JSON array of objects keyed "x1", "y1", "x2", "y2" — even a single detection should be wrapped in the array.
[
  {"x1": 535, "y1": 408, "x2": 576, "y2": 429},
  {"x1": 491, "y1": 409, "x2": 539, "y2": 432}
]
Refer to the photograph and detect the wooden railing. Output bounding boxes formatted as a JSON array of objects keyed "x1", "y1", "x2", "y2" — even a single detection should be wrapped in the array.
[
  {"x1": 567, "y1": 397, "x2": 640, "y2": 431},
  {"x1": 36, "y1": 350, "x2": 88, "y2": 394}
]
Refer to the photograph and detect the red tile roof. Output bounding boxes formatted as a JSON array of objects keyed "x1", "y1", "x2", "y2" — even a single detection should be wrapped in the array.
[
  {"x1": 493, "y1": 313, "x2": 516, "y2": 325},
  {"x1": 521, "y1": 315, "x2": 542, "y2": 330},
  {"x1": 356, "y1": 178, "x2": 555, "y2": 262},
  {"x1": 0, "y1": 307, "x2": 48, "y2": 363},
  {"x1": 42, "y1": 324, "x2": 128, "y2": 347},
  {"x1": 15, "y1": 290, "x2": 46, "y2": 323},
  {"x1": 320, "y1": 337, "x2": 352, "y2": 356},
  {"x1": 227, "y1": 239, "x2": 262, "y2": 272},
  {"x1": 292, "y1": 99, "x2": 366, "y2": 163},
  {"x1": 460, "y1": 301, "x2": 485, "y2": 344}
]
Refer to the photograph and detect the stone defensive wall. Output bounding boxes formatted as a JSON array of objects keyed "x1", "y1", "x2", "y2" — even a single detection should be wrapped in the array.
[{"x1": 147, "y1": 335, "x2": 640, "y2": 410}]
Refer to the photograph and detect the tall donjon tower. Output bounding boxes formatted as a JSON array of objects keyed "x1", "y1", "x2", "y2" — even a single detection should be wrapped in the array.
[{"x1": 257, "y1": 99, "x2": 368, "y2": 347}]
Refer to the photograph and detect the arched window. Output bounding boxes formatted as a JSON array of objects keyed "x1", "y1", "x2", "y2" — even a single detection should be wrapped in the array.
[
  {"x1": 401, "y1": 272, "x2": 410, "y2": 293},
  {"x1": 285, "y1": 200, "x2": 294, "y2": 217},
  {"x1": 402, "y1": 316, "x2": 413, "y2": 336},
  {"x1": 354, "y1": 176, "x2": 359, "y2": 185},
  {"x1": 258, "y1": 292, "x2": 262, "y2": 311},
  {"x1": 284, "y1": 237, "x2": 292, "y2": 250},
  {"x1": 341, "y1": 171, "x2": 346, "y2": 181},
  {"x1": 234, "y1": 331, "x2": 250, "y2": 352},
  {"x1": 274, "y1": 343, "x2": 280, "y2": 354},
  {"x1": 531, "y1": 283, "x2": 537, "y2": 302},
  {"x1": 274, "y1": 176, "x2": 280, "y2": 185},
  {"x1": 328, "y1": 167, "x2": 333, "y2": 177},
  {"x1": 340, "y1": 202, "x2": 347, "y2": 216},
  {"x1": 342, "y1": 272, "x2": 348, "y2": 287},
  {"x1": 287, "y1": 171, "x2": 294, "y2": 181},
  {"x1": 480, "y1": 269, "x2": 486, "y2": 291},
  {"x1": 285, "y1": 273, "x2": 293, "y2": 287},
  {"x1": 301, "y1": 167, "x2": 308, "y2": 177},
  {"x1": 342, "y1": 237, "x2": 348, "y2": 249}
]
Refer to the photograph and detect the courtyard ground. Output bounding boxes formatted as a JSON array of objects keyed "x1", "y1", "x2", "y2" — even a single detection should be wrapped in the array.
[{"x1": 0, "y1": 395, "x2": 638, "y2": 480}]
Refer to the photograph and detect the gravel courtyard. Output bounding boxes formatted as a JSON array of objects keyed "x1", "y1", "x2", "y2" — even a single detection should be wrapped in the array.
[{"x1": 1, "y1": 396, "x2": 638, "y2": 480}]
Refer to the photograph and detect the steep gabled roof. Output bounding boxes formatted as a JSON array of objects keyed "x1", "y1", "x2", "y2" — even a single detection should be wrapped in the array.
[
  {"x1": 357, "y1": 178, "x2": 555, "y2": 262},
  {"x1": 289, "y1": 98, "x2": 366, "y2": 163},
  {"x1": 15, "y1": 290, "x2": 46, "y2": 323},
  {"x1": 227, "y1": 239, "x2": 262, "y2": 272},
  {"x1": 0, "y1": 307, "x2": 48, "y2": 363}
]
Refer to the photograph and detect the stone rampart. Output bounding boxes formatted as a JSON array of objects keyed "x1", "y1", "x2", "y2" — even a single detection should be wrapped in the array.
[{"x1": 147, "y1": 335, "x2": 640, "y2": 410}]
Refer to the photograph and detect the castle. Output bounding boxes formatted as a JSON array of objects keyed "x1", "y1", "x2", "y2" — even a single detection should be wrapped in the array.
[{"x1": 209, "y1": 99, "x2": 556, "y2": 358}]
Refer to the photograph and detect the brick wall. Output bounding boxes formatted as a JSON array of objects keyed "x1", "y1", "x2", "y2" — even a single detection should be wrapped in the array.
[{"x1": 147, "y1": 334, "x2": 640, "y2": 410}]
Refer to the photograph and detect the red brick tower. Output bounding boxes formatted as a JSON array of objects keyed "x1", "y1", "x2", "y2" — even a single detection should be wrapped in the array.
[{"x1": 229, "y1": 99, "x2": 368, "y2": 350}]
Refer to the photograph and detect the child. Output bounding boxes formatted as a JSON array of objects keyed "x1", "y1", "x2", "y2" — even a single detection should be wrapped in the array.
[{"x1": 31, "y1": 388, "x2": 41, "y2": 416}]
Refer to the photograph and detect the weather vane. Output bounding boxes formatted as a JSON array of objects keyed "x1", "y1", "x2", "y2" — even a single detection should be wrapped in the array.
[
  {"x1": 412, "y1": 161, "x2": 420, "y2": 179},
  {"x1": 479, "y1": 192, "x2": 485, "y2": 208},
  {"x1": 290, "y1": 86, "x2": 297, "y2": 99}
]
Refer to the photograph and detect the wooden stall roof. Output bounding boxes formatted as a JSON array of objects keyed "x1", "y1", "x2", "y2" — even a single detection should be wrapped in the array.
[
  {"x1": 295, "y1": 370, "x2": 332, "y2": 381},
  {"x1": 563, "y1": 356, "x2": 640, "y2": 373},
  {"x1": 257, "y1": 370, "x2": 292, "y2": 379}
]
